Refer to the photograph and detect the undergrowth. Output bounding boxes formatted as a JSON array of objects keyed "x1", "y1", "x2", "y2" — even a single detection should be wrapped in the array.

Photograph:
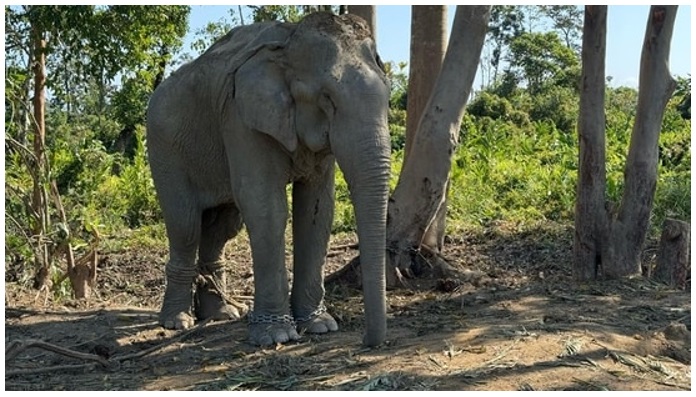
[{"x1": 5, "y1": 85, "x2": 691, "y2": 287}]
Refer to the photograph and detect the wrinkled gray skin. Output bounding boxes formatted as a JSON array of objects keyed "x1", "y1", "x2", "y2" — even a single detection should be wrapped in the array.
[{"x1": 146, "y1": 12, "x2": 390, "y2": 347}]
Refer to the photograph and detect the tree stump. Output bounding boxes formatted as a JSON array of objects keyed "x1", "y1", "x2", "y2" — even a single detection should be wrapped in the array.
[{"x1": 653, "y1": 218, "x2": 690, "y2": 289}]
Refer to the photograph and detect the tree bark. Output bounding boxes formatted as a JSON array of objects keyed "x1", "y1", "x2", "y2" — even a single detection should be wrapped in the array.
[
  {"x1": 574, "y1": 5, "x2": 608, "y2": 281},
  {"x1": 387, "y1": 6, "x2": 491, "y2": 277},
  {"x1": 574, "y1": 6, "x2": 678, "y2": 280},
  {"x1": 603, "y1": 5, "x2": 678, "y2": 278},
  {"x1": 347, "y1": 5, "x2": 376, "y2": 40},
  {"x1": 653, "y1": 219, "x2": 690, "y2": 289},
  {"x1": 31, "y1": 22, "x2": 47, "y2": 235},
  {"x1": 30, "y1": 20, "x2": 51, "y2": 290},
  {"x1": 405, "y1": 6, "x2": 448, "y2": 160},
  {"x1": 405, "y1": 6, "x2": 449, "y2": 252}
]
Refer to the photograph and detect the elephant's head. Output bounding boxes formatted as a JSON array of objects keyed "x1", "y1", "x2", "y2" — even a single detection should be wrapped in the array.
[{"x1": 230, "y1": 12, "x2": 390, "y2": 347}]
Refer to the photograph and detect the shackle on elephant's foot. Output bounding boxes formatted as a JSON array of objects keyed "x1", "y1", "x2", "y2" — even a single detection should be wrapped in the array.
[
  {"x1": 295, "y1": 308, "x2": 339, "y2": 334},
  {"x1": 248, "y1": 312, "x2": 301, "y2": 346}
]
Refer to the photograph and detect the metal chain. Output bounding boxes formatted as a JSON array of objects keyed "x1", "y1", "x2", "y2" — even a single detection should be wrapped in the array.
[
  {"x1": 248, "y1": 311, "x2": 296, "y2": 326},
  {"x1": 294, "y1": 304, "x2": 327, "y2": 324}
]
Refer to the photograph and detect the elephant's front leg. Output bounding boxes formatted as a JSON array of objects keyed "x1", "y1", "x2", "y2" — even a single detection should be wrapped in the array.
[
  {"x1": 291, "y1": 163, "x2": 339, "y2": 334},
  {"x1": 237, "y1": 180, "x2": 300, "y2": 346}
]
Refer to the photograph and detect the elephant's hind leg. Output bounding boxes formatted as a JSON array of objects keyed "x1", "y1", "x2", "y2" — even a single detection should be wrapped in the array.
[
  {"x1": 159, "y1": 204, "x2": 201, "y2": 330},
  {"x1": 195, "y1": 204, "x2": 246, "y2": 321}
]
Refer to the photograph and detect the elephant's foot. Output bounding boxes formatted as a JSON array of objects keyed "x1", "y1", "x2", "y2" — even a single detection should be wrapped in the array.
[
  {"x1": 194, "y1": 288, "x2": 246, "y2": 321},
  {"x1": 194, "y1": 261, "x2": 247, "y2": 321},
  {"x1": 248, "y1": 312, "x2": 301, "y2": 346},
  {"x1": 160, "y1": 280, "x2": 195, "y2": 330},
  {"x1": 160, "y1": 308, "x2": 195, "y2": 330},
  {"x1": 295, "y1": 305, "x2": 339, "y2": 334}
]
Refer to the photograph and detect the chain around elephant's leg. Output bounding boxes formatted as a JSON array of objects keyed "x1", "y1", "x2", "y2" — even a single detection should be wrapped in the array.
[
  {"x1": 194, "y1": 260, "x2": 246, "y2": 321},
  {"x1": 295, "y1": 303, "x2": 338, "y2": 334},
  {"x1": 248, "y1": 311, "x2": 301, "y2": 346},
  {"x1": 160, "y1": 260, "x2": 197, "y2": 330},
  {"x1": 290, "y1": 168, "x2": 339, "y2": 336}
]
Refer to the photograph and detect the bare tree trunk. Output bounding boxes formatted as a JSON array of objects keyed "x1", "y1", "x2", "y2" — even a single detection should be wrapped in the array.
[
  {"x1": 348, "y1": 5, "x2": 376, "y2": 40},
  {"x1": 31, "y1": 23, "x2": 46, "y2": 234},
  {"x1": 603, "y1": 5, "x2": 678, "y2": 278},
  {"x1": 574, "y1": 5, "x2": 608, "y2": 281},
  {"x1": 653, "y1": 219, "x2": 689, "y2": 289},
  {"x1": 405, "y1": 6, "x2": 448, "y2": 159},
  {"x1": 574, "y1": 6, "x2": 678, "y2": 281},
  {"x1": 30, "y1": 21, "x2": 52, "y2": 290},
  {"x1": 405, "y1": 6, "x2": 449, "y2": 252},
  {"x1": 238, "y1": 5, "x2": 245, "y2": 25},
  {"x1": 387, "y1": 6, "x2": 491, "y2": 279}
]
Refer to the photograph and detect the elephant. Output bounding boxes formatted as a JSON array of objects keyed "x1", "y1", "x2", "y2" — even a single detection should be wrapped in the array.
[{"x1": 145, "y1": 12, "x2": 390, "y2": 347}]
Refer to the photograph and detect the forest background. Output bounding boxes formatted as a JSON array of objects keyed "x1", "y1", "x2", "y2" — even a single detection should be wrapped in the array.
[{"x1": 4, "y1": 5, "x2": 691, "y2": 293}]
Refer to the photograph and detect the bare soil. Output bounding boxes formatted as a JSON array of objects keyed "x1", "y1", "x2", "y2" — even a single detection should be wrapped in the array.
[{"x1": 5, "y1": 223, "x2": 691, "y2": 391}]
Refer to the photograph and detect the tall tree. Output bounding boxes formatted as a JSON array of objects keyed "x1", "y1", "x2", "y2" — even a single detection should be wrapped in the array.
[
  {"x1": 540, "y1": 5, "x2": 583, "y2": 51},
  {"x1": 387, "y1": 6, "x2": 491, "y2": 282},
  {"x1": 404, "y1": 5, "x2": 448, "y2": 251},
  {"x1": 486, "y1": 6, "x2": 525, "y2": 85},
  {"x1": 574, "y1": 5, "x2": 678, "y2": 280},
  {"x1": 574, "y1": 5, "x2": 608, "y2": 281},
  {"x1": 506, "y1": 31, "x2": 579, "y2": 95}
]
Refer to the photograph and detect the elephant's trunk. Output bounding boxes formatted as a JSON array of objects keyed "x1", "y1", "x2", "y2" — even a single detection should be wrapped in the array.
[{"x1": 332, "y1": 120, "x2": 390, "y2": 347}]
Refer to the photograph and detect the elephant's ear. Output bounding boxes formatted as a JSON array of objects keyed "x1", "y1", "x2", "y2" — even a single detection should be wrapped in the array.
[{"x1": 234, "y1": 51, "x2": 297, "y2": 153}]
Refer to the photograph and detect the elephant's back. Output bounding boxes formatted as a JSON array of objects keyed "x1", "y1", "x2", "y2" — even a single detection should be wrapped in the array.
[
  {"x1": 147, "y1": 20, "x2": 295, "y2": 134},
  {"x1": 202, "y1": 21, "x2": 292, "y2": 58}
]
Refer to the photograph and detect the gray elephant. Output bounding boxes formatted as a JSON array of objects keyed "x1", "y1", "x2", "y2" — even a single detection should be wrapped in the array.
[{"x1": 146, "y1": 12, "x2": 390, "y2": 347}]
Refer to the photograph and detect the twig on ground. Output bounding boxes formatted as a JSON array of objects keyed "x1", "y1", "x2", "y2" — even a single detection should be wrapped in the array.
[
  {"x1": 5, "y1": 339, "x2": 110, "y2": 366},
  {"x1": 483, "y1": 338, "x2": 520, "y2": 366},
  {"x1": 6, "y1": 363, "x2": 98, "y2": 377},
  {"x1": 111, "y1": 318, "x2": 214, "y2": 362},
  {"x1": 6, "y1": 318, "x2": 217, "y2": 377}
]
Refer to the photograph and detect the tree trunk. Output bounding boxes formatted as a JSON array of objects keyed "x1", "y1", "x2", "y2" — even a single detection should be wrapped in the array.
[
  {"x1": 653, "y1": 219, "x2": 690, "y2": 289},
  {"x1": 31, "y1": 23, "x2": 47, "y2": 234},
  {"x1": 602, "y1": 5, "x2": 678, "y2": 278},
  {"x1": 387, "y1": 6, "x2": 491, "y2": 279},
  {"x1": 405, "y1": 6, "x2": 449, "y2": 252},
  {"x1": 347, "y1": 5, "x2": 376, "y2": 40},
  {"x1": 574, "y1": 6, "x2": 678, "y2": 280},
  {"x1": 574, "y1": 5, "x2": 608, "y2": 281},
  {"x1": 405, "y1": 6, "x2": 448, "y2": 160},
  {"x1": 30, "y1": 21, "x2": 51, "y2": 290}
]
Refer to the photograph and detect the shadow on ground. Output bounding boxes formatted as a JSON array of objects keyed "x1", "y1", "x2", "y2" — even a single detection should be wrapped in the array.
[{"x1": 4, "y1": 223, "x2": 691, "y2": 391}]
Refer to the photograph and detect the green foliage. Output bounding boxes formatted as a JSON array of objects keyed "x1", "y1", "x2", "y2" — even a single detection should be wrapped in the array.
[
  {"x1": 528, "y1": 86, "x2": 578, "y2": 133},
  {"x1": 250, "y1": 5, "x2": 338, "y2": 23},
  {"x1": 4, "y1": 5, "x2": 689, "y2": 273},
  {"x1": 448, "y1": 116, "x2": 578, "y2": 229},
  {"x1": 506, "y1": 31, "x2": 580, "y2": 95},
  {"x1": 674, "y1": 75, "x2": 691, "y2": 120},
  {"x1": 487, "y1": 5, "x2": 526, "y2": 76},
  {"x1": 445, "y1": 83, "x2": 690, "y2": 235},
  {"x1": 333, "y1": 167, "x2": 356, "y2": 233},
  {"x1": 4, "y1": 5, "x2": 187, "y2": 280},
  {"x1": 384, "y1": 61, "x2": 409, "y2": 151},
  {"x1": 538, "y1": 5, "x2": 583, "y2": 50},
  {"x1": 189, "y1": 8, "x2": 239, "y2": 55}
]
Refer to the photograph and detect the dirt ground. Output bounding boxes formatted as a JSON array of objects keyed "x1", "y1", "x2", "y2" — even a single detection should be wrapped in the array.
[{"x1": 4, "y1": 223, "x2": 691, "y2": 391}]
